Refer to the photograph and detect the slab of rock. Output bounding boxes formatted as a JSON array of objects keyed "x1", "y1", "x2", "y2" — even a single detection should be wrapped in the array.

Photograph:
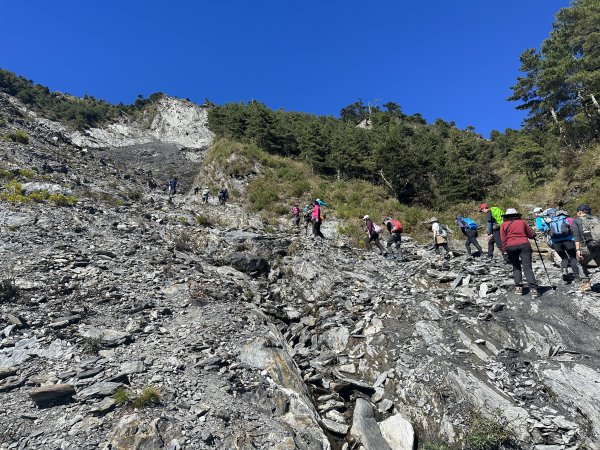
[
  {"x1": 76, "y1": 381, "x2": 123, "y2": 400},
  {"x1": 0, "y1": 368, "x2": 16, "y2": 380},
  {"x1": 78, "y1": 325, "x2": 130, "y2": 346},
  {"x1": 29, "y1": 384, "x2": 75, "y2": 404},
  {"x1": 229, "y1": 252, "x2": 270, "y2": 274},
  {"x1": 90, "y1": 397, "x2": 117, "y2": 416},
  {"x1": 320, "y1": 418, "x2": 349, "y2": 436},
  {"x1": 379, "y1": 414, "x2": 415, "y2": 450},
  {"x1": 350, "y1": 398, "x2": 391, "y2": 450}
]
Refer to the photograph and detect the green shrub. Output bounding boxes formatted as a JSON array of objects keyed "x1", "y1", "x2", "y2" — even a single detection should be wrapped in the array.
[
  {"x1": 48, "y1": 193, "x2": 77, "y2": 206},
  {"x1": 195, "y1": 214, "x2": 212, "y2": 226},
  {"x1": 131, "y1": 387, "x2": 161, "y2": 408},
  {"x1": 112, "y1": 388, "x2": 131, "y2": 406},
  {"x1": 28, "y1": 190, "x2": 49, "y2": 203},
  {"x1": 18, "y1": 168, "x2": 35, "y2": 178},
  {"x1": 465, "y1": 413, "x2": 511, "y2": 450},
  {"x1": 81, "y1": 337, "x2": 102, "y2": 355},
  {"x1": 0, "y1": 169, "x2": 14, "y2": 179},
  {"x1": 2, "y1": 130, "x2": 29, "y2": 144}
]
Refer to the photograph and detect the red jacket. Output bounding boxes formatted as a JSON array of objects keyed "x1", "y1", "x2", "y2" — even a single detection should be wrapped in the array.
[{"x1": 500, "y1": 218, "x2": 535, "y2": 251}]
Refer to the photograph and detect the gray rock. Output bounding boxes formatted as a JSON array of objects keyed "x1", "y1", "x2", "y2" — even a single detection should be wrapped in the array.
[
  {"x1": 229, "y1": 252, "x2": 270, "y2": 274},
  {"x1": 76, "y1": 381, "x2": 123, "y2": 400},
  {"x1": 320, "y1": 418, "x2": 349, "y2": 435},
  {"x1": 379, "y1": 414, "x2": 415, "y2": 450},
  {"x1": 29, "y1": 384, "x2": 75, "y2": 404},
  {"x1": 350, "y1": 398, "x2": 391, "y2": 450}
]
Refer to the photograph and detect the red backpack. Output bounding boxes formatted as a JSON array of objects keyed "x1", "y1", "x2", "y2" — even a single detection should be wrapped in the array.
[{"x1": 390, "y1": 219, "x2": 404, "y2": 233}]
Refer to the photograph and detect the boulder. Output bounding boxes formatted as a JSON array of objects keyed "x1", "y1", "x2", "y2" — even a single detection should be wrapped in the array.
[
  {"x1": 229, "y1": 252, "x2": 270, "y2": 274},
  {"x1": 350, "y1": 398, "x2": 391, "y2": 450},
  {"x1": 379, "y1": 414, "x2": 415, "y2": 450},
  {"x1": 29, "y1": 384, "x2": 75, "y2": 404}
]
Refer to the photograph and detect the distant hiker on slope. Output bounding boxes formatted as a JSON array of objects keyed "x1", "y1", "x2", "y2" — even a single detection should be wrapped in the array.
[
  {"x1": 383, "y1": 217, "x2": 404, "y2": 260},
  {"x1": 429, "y1": 217, "x2": 450, "y2": 257},
  {"x1": 303, "y1": 203, "x2": 313, "y2": 236},
  {"x1": 167, "y1": 178, "x2": 178, "y2": 198},
  {"x1": 311, "y1": 200, "x2": 325, "y2": 239},
  {"x1": 202, "y1": 187, "x2": 210, "y2": 204},
  {"x1": 291, "y1": 203, "x2": 301, "y2": 227},
  {"x1": 218, "y1": 188, "x2": 229, "y2": 206},
  {"x1": 572, "y1": 204, "x2": 600, "y2": 291},
  {"x1": 544, "y1": 209, "x2": 580, "y2": 283},
  {"x1": 456, "y1": 214, "x2": 483, "y2": 257},
  {"x1": 479, "y1": 203, "x2": 508, "y2": 262},
  {"x1": 363, "y1": 215, "x2": 386, "y2": 256},
  {"x1": 500, "y1": 208, "x2": 539, "y2": 298},
  {"x1": 194, "y1": 185, "x2": 200, "y2": 196}
]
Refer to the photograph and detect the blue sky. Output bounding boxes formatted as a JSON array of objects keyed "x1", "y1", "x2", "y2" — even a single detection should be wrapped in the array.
[{"x1": 1, "y1": 0, "x2": 570, "y2": 136}]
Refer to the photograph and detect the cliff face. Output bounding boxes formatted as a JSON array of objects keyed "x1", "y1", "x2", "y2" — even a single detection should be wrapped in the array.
[
  {"x1": 68, "y1": 96, "x2": 214, "y2": 149},
  {"x1": 1, "y1": 92, "x2": 600, "y2": 450}
]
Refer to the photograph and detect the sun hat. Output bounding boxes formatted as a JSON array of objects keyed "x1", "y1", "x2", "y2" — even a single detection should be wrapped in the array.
[
  {"x1": 363, "y1": 215, "x2": 370, "y2": 220},
  {"x1": 429, "y1": 217, "x2": 438, "y2": 223},
  {"x1": 532, "y1": 207, "x2": 543, "y2": 214},
  {"x1": 502, "y1": 208, "x2": 521, "y2": 217},
  {"x1": 556, "y1": 210, "x2": 569, "y2": 216}
]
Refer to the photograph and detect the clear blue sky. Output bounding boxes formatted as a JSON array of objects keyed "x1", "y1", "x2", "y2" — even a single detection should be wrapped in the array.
[{"x1": 1, "y1": 0, "x2": 570, "y2": 136}]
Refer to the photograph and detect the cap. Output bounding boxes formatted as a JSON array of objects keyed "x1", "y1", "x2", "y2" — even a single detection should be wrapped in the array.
[
  {"x1": 479, "y1": 203, "x2": 488, "y2": 211},
  {"x1": 576, "y1": 204, "x2": 592, "y2": 214},
  {"x1": 503, "y1": 208, "x2": 521, "y2": 217},
  {"x1": 532, "y1": 207, "x2": 543, "y2": 214}
]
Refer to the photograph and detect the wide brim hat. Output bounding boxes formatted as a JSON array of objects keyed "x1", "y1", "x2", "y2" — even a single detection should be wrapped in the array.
[
  {"x1": 428, "y1": 217, "x2": 439, "y2": 223},
  {"x1": 363, "y1": 215, "x2": 370, "y2": 220},
  {"x1": 502, "y1": 208, "x2": 521, "y2": 217}
]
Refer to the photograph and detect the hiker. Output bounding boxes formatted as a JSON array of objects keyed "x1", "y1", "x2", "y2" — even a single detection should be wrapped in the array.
[
  {"x1": 456, "y1": 214, "x2": 483, "y2": 257},
  {"x1": 311, "y1": 200, "x2": 325, "y2": 239},
  {"x1": 201, "y1": 187, "x2": 210, "y2": 204},
  {"x1": 532, "y1": 207, "x2": 546, "y2": 232},
  {"x1": 303, "y1": 203, "x2": 313, "y2": 235},
  {"x1": 479, "y1": 203, "x2": 508, "y2": 261},
  {"x1": 572, "y1": 204, "x2": 600, "y2": 291},
  {"x1": 218, "y1": 188, "x2": 229, "y2": 206},
  {"x1": 194, "y1": 185, "x2": 199, "y2": 196},
  {"x1": 291, "y1": 203, "x2": 301, "y2": 227},
  {"x1": 500, "y1": 208, "x2": 539, "y2": 298},
  {"x1": 167, "y1": 178, "x2": 178, "y2": 198},
  {"x1": 363, "y1": 215, "x2": 386, "y2": 256},
  {"x1": 383, "y1": 217, "x2": 404, "y2": 260},
  {"x1": 544, "y1": 209, "x2": 580, "y2": 283},
  {"x1": 429, "y1": 217, "x2": 450, "y2": 256}
]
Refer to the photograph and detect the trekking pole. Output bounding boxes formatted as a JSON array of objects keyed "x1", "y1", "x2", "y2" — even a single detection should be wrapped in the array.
[{"x1": 533, "y1": 237, "x2": 556, "y2": 290}]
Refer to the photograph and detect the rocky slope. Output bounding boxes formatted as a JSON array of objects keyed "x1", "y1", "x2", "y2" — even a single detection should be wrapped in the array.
[{"x1": 1, "y1": 93, "x2": 600, "y2": 450}]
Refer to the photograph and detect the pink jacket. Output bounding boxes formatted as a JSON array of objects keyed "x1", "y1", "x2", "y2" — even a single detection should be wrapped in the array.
[{"x1": 311, "y1": 204, "x2": 320, "y2": 222}]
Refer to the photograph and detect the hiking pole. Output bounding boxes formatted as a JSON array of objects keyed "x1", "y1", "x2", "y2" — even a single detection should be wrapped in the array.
[{"x1": 533, "y1": 237, "x2": 556, "y2": 290}]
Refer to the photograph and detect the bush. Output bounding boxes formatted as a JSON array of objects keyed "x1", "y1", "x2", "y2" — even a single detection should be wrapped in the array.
[
  {"x1": 112, "y1": 388, "x2": 131, "y2": 405},
  {"x1": 1, "y1": 130, "x2": 29, "y2": 144},
  {"x1": 48, "y1": 193, "x2": 77, "y2": 206},
  {"x1": 81, "y1": 337, "x2": 103, "y2": 355},
  {"x1": 131, "y1": 387, "x2": 161, "y2": 408},
  {"x1": 465, "y1": 413, "x2": 511, "y2": 450},
  {"x1": 28, "y1": 190, "x2": 49, "y2": 203}
]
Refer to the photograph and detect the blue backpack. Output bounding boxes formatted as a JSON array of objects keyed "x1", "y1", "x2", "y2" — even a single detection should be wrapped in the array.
[
  {"x1": 463, "y1": 218, "x2": 478, "y2": 230},
  {"x1": 547, "y1": 215, "x2": 572, "y2": 239}
]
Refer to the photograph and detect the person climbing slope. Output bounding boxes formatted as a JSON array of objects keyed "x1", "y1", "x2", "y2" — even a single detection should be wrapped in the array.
[
  {"x1": 291, "y1": 203, "x2": 301, "y2": 227},
  {"x1": 363, "y1": 215, "x2": 386, "y2": 256},
  {"x1": 429, "y1": 217, "x2": 450, "y2": 256},
  {"x1": 201, "y1": 187, "x2": 210, "y2": 204},
  {"x1": 383, "y1": 217, "x2": 404, "y2": 260},
  {"x1": 544, "y1": 209, "x2": 580, "y2": 283},
  {"x1": 479, "y1": 203, "x2": 508, "y2": 262},
  {"x1": 572, "y1": 204, "x2": 600, "y2": 291},
  {"x1": 311, "y1": 200, "x2": 325, "y2": 239},
  {"x1": 303, "y1": 203, "x2": 313, "y2": 236},
  {"x1": 500, "y1": 208, "x2": 539, "y2": 298},
  {"x1": 456, "y1": 213, "x2": 483, "y2": 257}
]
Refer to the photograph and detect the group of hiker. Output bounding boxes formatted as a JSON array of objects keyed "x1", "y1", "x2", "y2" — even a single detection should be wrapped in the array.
[
  {"x1": 292, "y1": 198, "x2": 599, "y2": 296},
  {"x1": 191, "y1": 184, "x2": 229, "y2": 205}
]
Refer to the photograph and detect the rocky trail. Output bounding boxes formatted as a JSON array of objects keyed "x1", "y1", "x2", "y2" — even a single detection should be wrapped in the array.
[{"x1": 1, "y1": 93, "x2": 600, "y2": 449}]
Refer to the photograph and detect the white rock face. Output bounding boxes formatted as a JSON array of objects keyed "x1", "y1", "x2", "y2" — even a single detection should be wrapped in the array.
[
  {"x1": 71, "y1": 97, "x2": 214, "y2": 149},
  {"x1": 379, "y1": 414, "x2": 415, "y2": 450}
]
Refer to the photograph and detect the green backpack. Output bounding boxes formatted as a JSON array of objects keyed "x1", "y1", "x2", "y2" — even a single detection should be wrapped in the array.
[{"x1": 490, "y1": 207, "x2": 504, "y2": 226}]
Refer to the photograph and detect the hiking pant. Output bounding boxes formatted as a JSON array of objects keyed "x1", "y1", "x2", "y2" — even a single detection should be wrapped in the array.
[
  {"x1": 553, "y1": 240, "x2": 579, "y2": 278},
  {"x1": 506, "y1": 243, "x2": 537, "y2": 288},
  {"x1": 202, "y1": 194, "x2": 209, "y2": 204},
  {"x1": 304, "y1": 217, "x2": 311, "y2": 235},
  {"x1": 293, "y1": 215, "x2": 300, "y2": 227},
  {"x1": 577, "y1": 243, "x2": 600, "y2": 281},
  {"x1": 464, "y1": 229, "x2": 483, "y2": 256},
  {"x1": 435, "y1": 243, "x2": 449, "y2": 255},
  {"x1": 387, "y1": 233, "x2": 403, "y2": 258},
  {"x1": 487, "y1": 229, "x2": 503, "y2": 258},
  {"x1": 312, "y1": 221, "x2": 324, "y2": 239},
  {"x1": 367, "y1": 234, "x2": 386, "y2": 255}
]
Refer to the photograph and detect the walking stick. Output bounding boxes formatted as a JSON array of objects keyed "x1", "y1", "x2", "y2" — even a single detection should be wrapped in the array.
[{"x1": 533, "y1": 237, "x2": 556, "y2": 290}]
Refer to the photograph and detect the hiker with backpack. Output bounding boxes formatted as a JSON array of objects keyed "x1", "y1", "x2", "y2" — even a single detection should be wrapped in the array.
[
  {"x1": 479, "y1": 203, "x2": 508, "y2": 262},
  {"x1": 383, "y1": 217, "x2": 404, "y2": 260},
  {"x1": 291, "y1": 203, "x2": 301, "y2": 227},
  {"x1": 218, "y1": 188, "x2": 229, "y2": 206},
  {"x1": 363, "y1": 215, "x2": 387, "y2": 256},
  {"x1": 456, "y1": 214, "x2": 483, "y2": 257},
  {"x1": 201, "y1": 187, "x2": 210, "y2": 204},
  {"x1": 311, "y1": 200, "x2": 325, "y2": 239},
  {"x1": 500, "y1": 208, "x2": 540, "y2": 299},
  {"x1": 167, "y1": 178, "x2": 178, "y2": 198},
  {"x1": 544, "y1": 210, "x2": 580, "y2": 283},
  {"x1": 572, "y1": 204, "x2": 600, "y2": 291},
  {"x1": 429, "y1": 217, "x2": 450, "y2": 256},
  {"x1": 303, "y1": 204, "x2": 313, "y2": 235}
]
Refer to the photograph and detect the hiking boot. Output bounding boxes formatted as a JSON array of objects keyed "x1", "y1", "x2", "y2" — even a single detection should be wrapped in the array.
[
  {"x1": 530, "y1": 288, "x2": 540, "y2": 300},
  {"x1": 515, "y1": 286, "x2": 523, "y2": 295},
  {"x1": 561, "y1": 270, "x2": 569, "y2": 282},
  {"x1": 580, "y1": 280, "x2": 592, "y2": 291}
]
